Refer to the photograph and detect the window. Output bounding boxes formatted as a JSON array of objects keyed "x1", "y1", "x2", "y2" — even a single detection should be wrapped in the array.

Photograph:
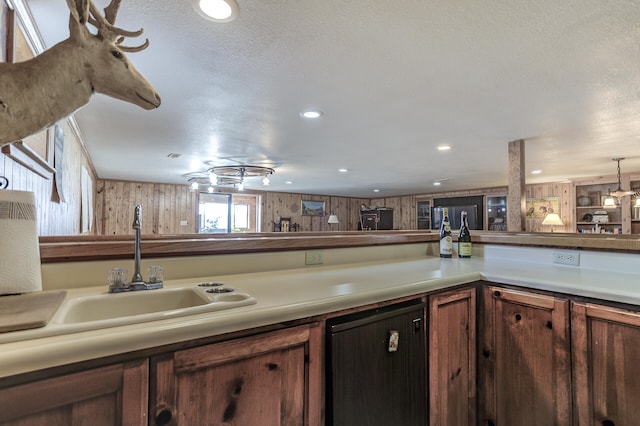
[
  {"x1": 199, "y1": 193, "x2": 231, "y2": 233},
  {"x1": 199, "y1": 193, "x2": 259, "y2": 233}
]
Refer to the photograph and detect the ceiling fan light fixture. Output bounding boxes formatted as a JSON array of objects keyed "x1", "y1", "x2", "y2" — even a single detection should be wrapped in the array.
[
  {"x1": 187, "y1": 164, "x2": 273, "y2": 191},
  {"x1": 197, "y1": 0, "x2": 239, "y2": 22}
]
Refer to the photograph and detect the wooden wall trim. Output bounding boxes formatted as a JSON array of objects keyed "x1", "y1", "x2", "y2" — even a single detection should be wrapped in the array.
[
  {"x1": 39, "y1": 231, "x2": 439, "y2": 262},
  {"x1": 38, "y1": 230, "x2": 640, "y2": 263}
]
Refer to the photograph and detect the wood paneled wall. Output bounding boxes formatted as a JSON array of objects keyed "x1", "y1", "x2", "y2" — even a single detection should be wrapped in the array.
[
  {"x1": 0, "y1": 120, "x2": 94, "y2": 236},
  {"x1": 93, "y1": 181, "x2": 579, "y2": 236},
  {"x1": 524, "y1": 182, "x2": 573, "y2": 233},
  {"x1": 368, "y1": 195, "x2": 417, "y2": 230},
  {"x1": 260, "y1": 192, "x2": 369, "y2": 232},
  {"x1": 95, "y1": 180, "x2": 198, "y2": 235},
  {"x1": 94, "y1": 184, "x2": 371, "y2": 235}
]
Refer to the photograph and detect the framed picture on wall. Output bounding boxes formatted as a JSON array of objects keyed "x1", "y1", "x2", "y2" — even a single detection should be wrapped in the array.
[
  {"x1": 301, "y1": 200, "x2": 325, "y2": 216},
  {"x1": 525, "y1": 197, "x2": 560, "y2": 219}
]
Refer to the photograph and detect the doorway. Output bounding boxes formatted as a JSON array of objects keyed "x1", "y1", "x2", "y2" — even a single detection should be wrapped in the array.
[{"x1": 199, "y1": 192, "x2": 260, "y2": 233}]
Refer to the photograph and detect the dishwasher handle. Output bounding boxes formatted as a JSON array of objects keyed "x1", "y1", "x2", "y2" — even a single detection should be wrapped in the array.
[{"x1": 388, "y1": 330, "x2": 399, "y2": 352}]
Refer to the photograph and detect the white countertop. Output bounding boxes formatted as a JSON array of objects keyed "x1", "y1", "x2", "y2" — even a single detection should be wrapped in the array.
[{"x1": 1, "y1": 245, "x2": 639, "y2": 379}]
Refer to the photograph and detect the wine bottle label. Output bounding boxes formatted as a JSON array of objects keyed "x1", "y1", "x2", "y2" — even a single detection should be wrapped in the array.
[
  {"x1": 459, "y1": 242, "x2": 472, "y2": 257},
  {"x1": 440, "y1": 236, "x2": 453, "y2": 256}
]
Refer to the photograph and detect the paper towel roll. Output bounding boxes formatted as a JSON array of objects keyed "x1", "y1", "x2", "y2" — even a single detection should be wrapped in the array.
[{"x1": 0, "y1": 190, "x2": 42, "y2": 295}]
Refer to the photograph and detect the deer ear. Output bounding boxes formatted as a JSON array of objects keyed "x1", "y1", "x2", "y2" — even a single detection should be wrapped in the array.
[{"x1": 66, "y1": 0, "x2": 90, "y2": 25}]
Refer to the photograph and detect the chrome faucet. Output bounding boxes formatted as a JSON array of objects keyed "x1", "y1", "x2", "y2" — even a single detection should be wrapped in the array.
[
  {"x1": 131, "y1": 204, "x2": 144, "y2": 284},
  {"x1": 108, "y1": 204, "x2": 163, "y2": 292}
]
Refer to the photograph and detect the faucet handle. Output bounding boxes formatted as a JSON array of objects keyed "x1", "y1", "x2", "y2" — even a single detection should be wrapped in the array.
[
  {"x1": 147, "y1": 265, "x2": 164, "y2": 284},
  {"x1": 108, "y1": 268, "x2": 129, "y2": 292}
]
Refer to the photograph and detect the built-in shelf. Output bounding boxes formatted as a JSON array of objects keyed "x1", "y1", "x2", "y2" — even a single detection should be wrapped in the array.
[
  {"x1": 575, "y1": 180, "x2": 628, "y2": 233},
  {"x1": 577, "y1": 222, "x2": 622, "y2": 225}
]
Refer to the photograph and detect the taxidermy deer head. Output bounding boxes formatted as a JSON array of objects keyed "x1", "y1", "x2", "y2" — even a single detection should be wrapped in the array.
[{"x1": 0, "y1": 0, "x2": 161, "y2": 146}]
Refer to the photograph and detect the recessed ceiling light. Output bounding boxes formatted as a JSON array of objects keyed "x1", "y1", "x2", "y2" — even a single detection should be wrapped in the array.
[
  {"x1": 437, "y1": 145, "x2": 452, "y2": 151},
  {"x1": 285, "y1": 181, "x2": 293, "y2": 185},
  {"x1": 196, "y1": 0, "x2": 239, "y2": 22},
  {"x1": 433, "y1": 182, "x2": 442, "y2": 186},
  {"x1": 338, "y1": 168, "x2": 348, "y2": 173},
  {"x1": 300, "y1": 109, "x2": 323, "y2": 119},
  {"x1": 531, "y1": 169, "x2": 542, "y2": 174},
  {"x1": 373, "y1": 189, "x2": 380, "y2": 193}
]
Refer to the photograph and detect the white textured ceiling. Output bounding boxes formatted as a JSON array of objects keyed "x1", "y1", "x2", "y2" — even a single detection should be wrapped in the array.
[{"x1": 25, "y1": 0, "x2": 640, "y2": 198}]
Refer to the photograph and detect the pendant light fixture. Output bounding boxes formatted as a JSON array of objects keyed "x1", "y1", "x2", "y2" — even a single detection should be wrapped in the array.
[{"x1": 603, "y1": 158, "x2": 634, "y2": 208}]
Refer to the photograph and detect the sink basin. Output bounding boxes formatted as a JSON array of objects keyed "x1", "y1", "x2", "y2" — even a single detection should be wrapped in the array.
[{"x1": 51, "y1": 283, "x2": 256, "y2": 325}]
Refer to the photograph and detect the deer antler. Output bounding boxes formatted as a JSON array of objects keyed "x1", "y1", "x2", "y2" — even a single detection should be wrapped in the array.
[
  {"x1": 87, "y1": 0, "x2": 149, "y2": 51},
  {"x1": 102, "y1": 0, "x2": 121, "y2": 24}
]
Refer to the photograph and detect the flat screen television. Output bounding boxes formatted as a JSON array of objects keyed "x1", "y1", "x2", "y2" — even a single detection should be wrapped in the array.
[{"x1": 432, "y1": 205, "x2": 479, "y2": 230}]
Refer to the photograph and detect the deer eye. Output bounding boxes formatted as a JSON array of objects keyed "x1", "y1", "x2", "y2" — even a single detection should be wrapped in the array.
[{"x1": 111, "y1": 50, "x2": 123, "y2": 59}]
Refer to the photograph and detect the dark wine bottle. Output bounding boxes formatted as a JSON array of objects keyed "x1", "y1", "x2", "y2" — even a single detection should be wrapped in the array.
[
  {"x1": 458, "y1": 211, "x2": 472, "y2": 258},
  {"x1": 439, "y1": 208, "x2": 453, "y2": 258}
]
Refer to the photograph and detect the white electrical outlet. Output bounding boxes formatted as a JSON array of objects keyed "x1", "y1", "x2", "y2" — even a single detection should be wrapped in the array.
[
  {"x1": 553, "y1": 250, "x2": 580, "y2": 266},
  {"x1": 305, "y1": 250, "x2": 324, "y2": 265}
]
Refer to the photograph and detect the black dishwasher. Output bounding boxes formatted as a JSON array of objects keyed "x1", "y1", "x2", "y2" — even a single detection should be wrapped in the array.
[{"x1": 326, "y1": 299, "x2": 426, "y2": 426}]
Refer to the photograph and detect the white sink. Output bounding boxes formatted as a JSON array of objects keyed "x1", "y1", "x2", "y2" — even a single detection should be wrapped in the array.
[{"x1": 50, "y1": 282, "x2": 256, "y2": 327}]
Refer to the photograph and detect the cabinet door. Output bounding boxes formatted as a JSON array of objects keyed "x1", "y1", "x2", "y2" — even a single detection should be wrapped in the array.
[
  {"x1": 0, "y1": 359, "x2": 148, "y2": 426},
  {"x1": 479, "y1": 286, "x2": 571, "y2": 426},
  {"x1": 429, "y1": 287, "x2": 476, "y2": 426},
  {"x1": 572, "y1": 302, "x2": 640, "y2": 425},
  {"x1": 151, "y1": 324, "x2": 322, "y2": 426},
  {"x1": 327, "y1": 302, "x2": 426, "y2": 426}
]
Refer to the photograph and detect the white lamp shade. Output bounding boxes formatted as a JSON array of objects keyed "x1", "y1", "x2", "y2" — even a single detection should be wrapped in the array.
[
  {"x1": 0, "y1": 190, "x2": 42, "y2": 294},
  {"x1": 603, "y1": 196, "x2": 617, "y2": 208},
  {"x1": 327, "y1": 214, "x2": 339, "y2": 224},
  {"x1": 541, "y1": 213, "x2": 564, "y2": 226}
]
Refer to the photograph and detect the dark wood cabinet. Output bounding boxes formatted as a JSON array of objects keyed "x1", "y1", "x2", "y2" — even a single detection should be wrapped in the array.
[
  {"x1": 479, "y1": 286, "x2": 572, "y2": 426},
  {"x1": 428, "y1": 287, "x2": 477, "y2": 426},
  {"x1": 572, "y1": 302, "x2": 640, "y2": 425},
  {"x1": 0, "y1": 359, "x2": 148, "y2": 426},
  {"x1": 359, "y1": 208, "x2": 393, "y2": 230},
  {"x1": 150, "y1": 323, "x2": 322, "y2": 426}
]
